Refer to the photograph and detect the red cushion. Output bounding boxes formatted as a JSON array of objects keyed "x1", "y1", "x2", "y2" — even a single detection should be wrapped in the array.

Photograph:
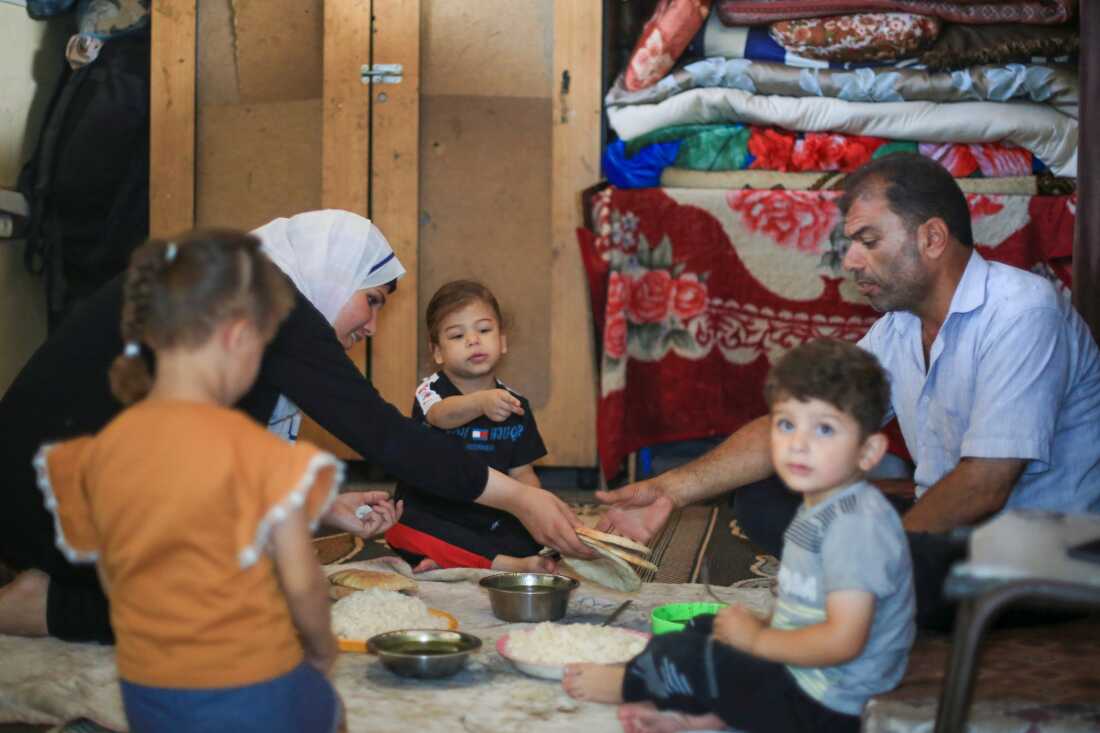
[{"x1": 624, "y1": 0, "x2": 713, "y2": 92}]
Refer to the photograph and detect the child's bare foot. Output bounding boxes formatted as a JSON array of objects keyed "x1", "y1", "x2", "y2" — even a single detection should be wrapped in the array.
[
  {"x1": 0, "y1": 569, "x2": 49, "y2": 636},
  {"x1": 618, "y1": 703, "x2": 729, "y2": 733},
  {"x1": 412, "y1": 558, "x2": 440, "y2": 573},
  {"x1": 491, "y1": 554, "x2": 559, "y2": 574},
  {"x1": 561, "y1": 663, "x2": 626, "y2": 704}
]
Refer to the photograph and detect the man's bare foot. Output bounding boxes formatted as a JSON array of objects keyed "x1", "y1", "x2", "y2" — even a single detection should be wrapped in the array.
[
  {"x1": 491, "y1": 554, "x2": 559, "y2": 574},
  {"x1": 618, "y1": 703, "x2": 729, "y2": 733},
  {"x1": 561, "y1": 663, "x2": 626, "y2": 704},
  {"x1": 412, "y1": 558, "x2": 440, "y2": 573},
  {"x1": 0, "y1": 569, "x2": 49, "y2": 637}
]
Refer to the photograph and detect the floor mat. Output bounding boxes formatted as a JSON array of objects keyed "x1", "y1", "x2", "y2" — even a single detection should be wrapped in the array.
[
  {"x1": 694, "y1": 500, "x2": 779, "y2": 590},
  {"x1": 650, "y1": 504, "x2": 719, "y2": 584}
]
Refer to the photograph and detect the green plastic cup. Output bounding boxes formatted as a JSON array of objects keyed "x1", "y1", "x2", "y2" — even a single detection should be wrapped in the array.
[{"x1": 650, "y1": 602, "x2": 727, "y2": 635}]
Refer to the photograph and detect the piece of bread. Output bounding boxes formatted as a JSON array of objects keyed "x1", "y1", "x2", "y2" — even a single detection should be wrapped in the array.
[
  {"x1": 328, "y1": 584, "x2": 359, "y2": 601},
  {"x1": 328, "y1": 569, "x2": 418, "y2": 595},
  {"x1": 576, "y1": 525, "x2": 651, "y2": 555},
  {"x1": 579, "y1": 535, "x2": 659, "y2": 573},
  {"x1": 562, "y1": 551, "x2": 642, "y2": 593}
]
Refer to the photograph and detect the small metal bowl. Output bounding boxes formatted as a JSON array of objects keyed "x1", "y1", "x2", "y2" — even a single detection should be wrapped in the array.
[
  {"x1": 478, "y1": 572, "x2": 579, "y2": 622},
  {"x1": 367, "y1": 629, "x2": 482, "y2": 678}
]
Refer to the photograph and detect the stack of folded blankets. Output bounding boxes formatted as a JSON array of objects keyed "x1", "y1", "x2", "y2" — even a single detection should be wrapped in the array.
[{"x1": 604, "y1": 0, "x2": 1080, "y2": 195}]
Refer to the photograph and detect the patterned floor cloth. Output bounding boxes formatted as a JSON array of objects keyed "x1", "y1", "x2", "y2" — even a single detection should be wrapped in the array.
[{"x1": 703, "y1": 502, "x2": 779, "y2": 591}]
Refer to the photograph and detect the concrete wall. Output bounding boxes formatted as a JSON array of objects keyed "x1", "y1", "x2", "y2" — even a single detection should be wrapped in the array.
[{"x1": 0, "y1": 5, "x2": 69, "y2": 392}]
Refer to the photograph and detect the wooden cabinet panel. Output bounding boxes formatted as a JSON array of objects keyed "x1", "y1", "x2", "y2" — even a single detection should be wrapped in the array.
[
  {"x1": 149, "y1": 0, "x2": 195, "y2": 239},
  {"x1": 369, "y1": 0, "x2": 422, "y2": 410}
]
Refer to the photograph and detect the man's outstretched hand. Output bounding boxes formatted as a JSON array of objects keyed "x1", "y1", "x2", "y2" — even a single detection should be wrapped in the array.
[{"x1": 594, "y1": 481, "x2": 676, "y2": 544}]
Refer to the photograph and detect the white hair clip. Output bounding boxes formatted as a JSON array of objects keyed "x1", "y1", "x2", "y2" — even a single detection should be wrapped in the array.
[
  {"x1": 165, "y1": 242, "x2": 178, "y2": 263},
  {"x1": 123, "y1": 342, "x2": 141, "y2": 358}
]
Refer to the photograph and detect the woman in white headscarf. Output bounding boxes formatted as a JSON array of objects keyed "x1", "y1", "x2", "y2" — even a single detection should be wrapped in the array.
[
  {"x1": 0, "y1": 212, "x2": 590, "y2": 643},
  {"x1": 253, "y1": 210, "x2": 407, "y2": 444}
]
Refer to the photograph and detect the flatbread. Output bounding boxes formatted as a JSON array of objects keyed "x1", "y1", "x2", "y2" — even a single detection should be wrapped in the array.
[
  {"x1": 562, "y1": 549, "x2": 642, "y2": 593},
  {"x1": 328, "y1": 584, "x2": 359, "y2": 601},
  {"x1": 576, "y1": 526, "x2": 651, "y2": 556},
  {"x1": 579, "y1": 536, "x2": 658, "y2": 573},
  {"x1": 328, "y1": 569, "x2": 418, "y2": 595}
]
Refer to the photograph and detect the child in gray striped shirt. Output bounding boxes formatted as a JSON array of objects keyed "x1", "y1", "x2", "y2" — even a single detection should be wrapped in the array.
[{"x1": 563, "y1": 339, "x2": 915, "y2": 733}]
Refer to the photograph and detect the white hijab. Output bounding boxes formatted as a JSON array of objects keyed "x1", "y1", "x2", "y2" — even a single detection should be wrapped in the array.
[
  {"x1": 251, "y1": 210, "x2": 405, "y2": 441},
  {"x1": 253, "y1": 209, "x2": 406, "y2": 326}
]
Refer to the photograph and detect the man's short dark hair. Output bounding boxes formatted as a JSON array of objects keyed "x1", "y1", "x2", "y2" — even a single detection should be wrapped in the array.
[
  {"x1": 764, "y1": 339, "x2": 890, "y2": 437},
  {"x1": 838, "y1": 153, "x2": 973, "y2": 247}
]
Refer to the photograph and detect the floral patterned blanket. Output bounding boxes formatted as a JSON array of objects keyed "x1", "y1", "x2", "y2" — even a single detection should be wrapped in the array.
[{"x1": 578, "y1": 186, "x2": 1076, "y2": 479}]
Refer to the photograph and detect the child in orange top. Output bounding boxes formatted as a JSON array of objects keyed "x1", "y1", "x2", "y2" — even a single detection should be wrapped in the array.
[{"x1": 35, "y1": 231, "x2": 363, "y2": 733}]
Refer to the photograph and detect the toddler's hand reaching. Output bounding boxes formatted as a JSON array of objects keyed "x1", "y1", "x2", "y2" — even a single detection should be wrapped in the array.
[
  {"x1": 480, "y1": 388, "x2": 525, "y2": 422},
  {"x1": 713, "y1": 603, "x2": 765, "y2": 653}
]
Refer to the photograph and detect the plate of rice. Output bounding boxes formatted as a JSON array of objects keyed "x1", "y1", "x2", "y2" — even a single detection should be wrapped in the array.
[
  {"x1": 331, "y1": 588, "x2": 458, "y2": 653},
  {"x1": 497, "y1": 622, "x2": 650, "y2": 680}
]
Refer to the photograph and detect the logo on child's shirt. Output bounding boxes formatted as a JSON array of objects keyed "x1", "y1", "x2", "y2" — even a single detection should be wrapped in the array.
[
  {"x1": 447, "y1": 424, "x2": 525, "y2": 451},
  {"x1": 778, "y1": 565, "x2": 819, "y2": 604}
]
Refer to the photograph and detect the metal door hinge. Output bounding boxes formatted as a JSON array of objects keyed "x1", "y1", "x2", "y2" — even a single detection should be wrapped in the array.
[{"x1": 361, "y1": 63, "x2": 403, "y2": 85}]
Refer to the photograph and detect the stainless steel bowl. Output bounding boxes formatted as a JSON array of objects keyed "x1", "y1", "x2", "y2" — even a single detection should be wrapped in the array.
[
  {"x1": 367, "y1": 629, "x2": 482, "y2": 678},
  {"x1": 478, "y1": 572, "x2": 579, "y2": 622}
]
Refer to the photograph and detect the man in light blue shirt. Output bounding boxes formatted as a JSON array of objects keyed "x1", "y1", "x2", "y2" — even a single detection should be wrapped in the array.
[
  {"x1": 596, "y1": 153, "x2": 1100, "y2": 628},
  {"x1": 856, "y1": 246, "x2": 1100, "y2": 518},
  {"x1": 840, "y1": 155, "x2": 1100, "y2": 527}
]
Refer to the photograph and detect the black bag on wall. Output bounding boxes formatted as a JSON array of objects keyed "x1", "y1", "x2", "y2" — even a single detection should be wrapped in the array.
[{"x1": 19, "y1": 27, "x2": 150, "y2": 332}]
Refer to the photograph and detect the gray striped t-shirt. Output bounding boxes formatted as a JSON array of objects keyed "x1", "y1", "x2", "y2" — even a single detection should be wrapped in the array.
[{"x1": 772, "y1": 480, "x2": 915, "y2": 715}]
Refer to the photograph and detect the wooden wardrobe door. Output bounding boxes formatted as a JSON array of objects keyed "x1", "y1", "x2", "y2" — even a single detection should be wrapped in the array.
[
  {"x1": 150, "y1": 0, "x2": 195, "y2": 237},
  {"x1": 363, "y1": 0, "x2": 421, "y2": 411},
  {"x1": 298, "y1": 0, "x2": 422, "y2": 457}
]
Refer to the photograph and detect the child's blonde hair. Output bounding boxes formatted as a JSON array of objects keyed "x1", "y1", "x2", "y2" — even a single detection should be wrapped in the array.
[
  {"x1": 424, "y1": 280, "x2": 504, "y2": 346},
  {"x1": 109, "y1": 230, "x2": 295, "y2": 404}
]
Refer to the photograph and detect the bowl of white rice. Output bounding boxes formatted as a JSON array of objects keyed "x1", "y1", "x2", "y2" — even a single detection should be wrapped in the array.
[
  {"x1": 497, "y1": 622, "x2": 649, "y2": 680},
  {"x1": 332, "y1": 588, "x2": 453, "y2": 652}
]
